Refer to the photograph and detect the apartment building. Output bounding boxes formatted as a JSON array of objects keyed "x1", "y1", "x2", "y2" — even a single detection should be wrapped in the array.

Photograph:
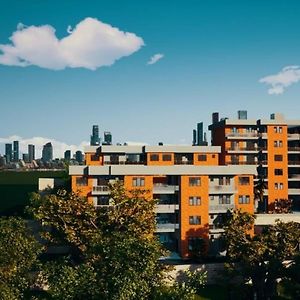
[
  {"x1": 209, "y1": 111, "x2": 300, "y2": 212},
  {"x1": 69, "y1": 145, "x2": 256, "y2": 258}
]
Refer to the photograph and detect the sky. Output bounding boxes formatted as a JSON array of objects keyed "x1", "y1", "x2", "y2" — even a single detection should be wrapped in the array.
[{"x1": 1, "y1": 0, "x2": 300, "y2": 158}]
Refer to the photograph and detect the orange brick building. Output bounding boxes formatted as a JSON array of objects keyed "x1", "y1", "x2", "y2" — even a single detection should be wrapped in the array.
[{"x1": 70, "y1": 145, "x2": 256, "y2": 258}]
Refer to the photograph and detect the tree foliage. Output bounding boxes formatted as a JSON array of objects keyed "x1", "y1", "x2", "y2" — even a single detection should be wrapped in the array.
[
  {"x1": 26, "y1": 181, "x2": 169, "y2": 299},
  {"x1": 224, "y1": 209, "x2": 300, "y2": 300},
  {"x1": 0, "y1": 217, "x2": 42, "y2": 299}
]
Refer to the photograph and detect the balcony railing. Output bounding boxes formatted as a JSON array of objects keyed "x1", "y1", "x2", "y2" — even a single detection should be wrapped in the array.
[
  {"x1": 228, "y1": 147, "x2": 258, "y2": 151},
  {"x1": 209, "y1": 204, "x2": 235, "y2": 212},
  {"x1": 156, "y1": 223, "x2": 179, "y2": 233},
  {"x1": 174, "y1": 160, "x2": 193, "y2": 165},
  {"x1": 226, "y1": 132, "x2": 259, "y2": 138},
  {"x1": 288, "y1": 147, "x2": 300, "y2": 152},
  {"x1": 227, "y1": 161, "x2": 257, "y2": 165},
  {"x1": 153, "y1": 183, "x2": 179, "y2": 194},
  {"x1": 288, "y1": 161, "x2": 300, "y2": 165},
  {"x1": 92, "y1": 185, "x2": 110, "y2": 195}
]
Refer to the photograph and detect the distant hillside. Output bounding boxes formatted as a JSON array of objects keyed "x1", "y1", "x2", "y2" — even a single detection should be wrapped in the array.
[{"x1": 0, "y1": 171, "x2": 68, "y2": 216}]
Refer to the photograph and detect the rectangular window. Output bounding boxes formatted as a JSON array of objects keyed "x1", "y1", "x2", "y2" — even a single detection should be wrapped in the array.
[
  {"x1": 132, "y1": 177, "x2": 145, "y2": 187},
  {"x1": 219, "y1": 195, "x2": 231, "y2": 204},
  {"x1": 97, "y1": 196, "x2": 109, "y2": 206},
  {"x1": 274, "y1": 126, "x2": 283, "y2": 133},
  {"x1": 238, "y1": 195, "x2": 250, "y2": 204},
  {"x1": 76, "y1": 177, "x2": 88, "y2": 186},
  {"x1": 189, "y1": 177, "x2": 201, "y2": 186},
  {"x1": 275, "y1": 169, "x2": 283, "y2": 176},
  {"x1": 239, "y1": 176, "x2": 250, "y2": 185},
  {"x1": 274, "y1": 141, "x2": 283, "y2": 147},
  {"x1": 91, "y1": 154, "x2": 99, "y2": 161},
  {"x1": 189, "y1": 216, "x2": 201, "y2": 225},
  {"x1": 150, "y1": 154, "x2": 159, "y2": 161},
  {"x1": 275, "y1": 183, "x2": 284, "y2": 190},
  {"x1": 198, "y1": 154, "x2": 207, "y2": 161},
  {"x1": 189, "y1": 196, "x2": 201, "y2": 206},
  {"x1": 219, "y1": 177, "x2": 231, "y2": 185},
  {"x1": 162, "y1": 154, "x2": 172, "y2": 161},
  {"x1": 274, "y1": 155, "x2": 283, "y2": 161},
  {"x1": 188, "y1": 237, "x2": 203, "y2": 251}
]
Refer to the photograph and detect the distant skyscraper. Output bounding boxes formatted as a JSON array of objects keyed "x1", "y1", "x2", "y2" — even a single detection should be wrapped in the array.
[
  {"x1": 13, "y1": 141, "x2": 19, "y2": 161},
  {"x1": 22, "y1": 153, "x2": 29, "y2": 162},
  {"x1": 64, "y1": 150, "x2": 71, "y2": 161},
  {"x1": 5, "y1": 143, "x2": 12, "y2": 163},
  {"x1": 90, "y1": 125, "x2": 100, "y2": 146},
  {"x1": 42, "y1": 142, "x2": 53, "y2": 162},
  {"x1": 75, "y1": 150, "x2": 83, "y2": 163},
  {"x1": 103, "y1": 131, "x2": 112, "y2": 145},
  {"x1": 28, "y1": 144, "x2": 35, "y2": 162}
]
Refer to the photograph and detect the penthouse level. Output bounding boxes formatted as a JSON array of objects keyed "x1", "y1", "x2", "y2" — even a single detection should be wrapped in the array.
[{"x1": 70, "y1": 145, "x2": 256, "y2": 258}]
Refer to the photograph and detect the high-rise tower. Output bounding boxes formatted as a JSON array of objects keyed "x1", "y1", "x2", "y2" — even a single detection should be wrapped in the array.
[{"x1": 90, "y1": 125, "x2": 100, "y2": 146}]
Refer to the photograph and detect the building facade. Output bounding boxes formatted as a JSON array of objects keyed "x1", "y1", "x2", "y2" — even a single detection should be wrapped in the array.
[
  {"x1": 69, "y1": 145, "x2": 256, "y2": 258},
  {"x1": 209, "y1": 111, "x2": 300, "y2": 212}
]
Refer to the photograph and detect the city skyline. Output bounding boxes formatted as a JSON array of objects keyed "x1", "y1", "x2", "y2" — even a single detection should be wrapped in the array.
[{"x1": 1, "y1": 1, "x2": 300, "y2": 153}]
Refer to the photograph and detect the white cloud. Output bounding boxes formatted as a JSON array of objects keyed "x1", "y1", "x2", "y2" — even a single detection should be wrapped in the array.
[
  {"x1": 0, "y1": 17, "x2": 144, "y2": 70},
  {"x1": 147, "y1": 53, "x2": 164, "y2": 65},
  {"x1": 0, "y1": 136, "x2": 89, "y2": 159},
  {"x1": 259, "y1": 66, "x2": 300, "y2": 95}
]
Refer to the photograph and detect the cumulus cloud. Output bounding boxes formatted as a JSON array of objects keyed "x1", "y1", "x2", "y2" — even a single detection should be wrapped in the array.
[
  {"x1": 0, "y1": 136, "x2": 89, "y2": 159},
  {"x1": 0, "y1": 17, "x2": 144, "y2": 70},
  {"x1": 259, "y1": 66, "x2": 300, "y2": 95},
  {"x1": 147, "y1": 53, "x2": 164, "y2": 65}
]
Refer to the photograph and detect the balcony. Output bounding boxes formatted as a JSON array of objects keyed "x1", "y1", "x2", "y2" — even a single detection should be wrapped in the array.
[
  {"x1": 92, "y1": 185, "x2": 110, "y2": 195},
  {"x1": 209, "y1": 204, "x2": 235, "y2": 212},
  {"x1": 209, "y1": 224, "x2": 225, "y2": 233},
  {"x1": 153, "y1": 183, "x2": 179, "y2": 194},
  {"x1": 209, "y1": 185, "x2": 236, "y2": 194},
  {"x1": 226, "y1": 132, "x2": 259, "y2": 139},
  {"x1": 227, "y1": 161, "x2": 258, "y2": 165},
  {"x1": 288, "y1": 147, "x2": 300, "y2": 152},
  {"x1": 288, "y1": 161, "x2": 300, "y2": 166},
  {"x1": 174, "y1": 160, "x2": 193, "y2": 165},
  {"x1": 288, "y1": 188, "x2": 300, "y2": 195},
  {"x1": 288, "y1": 133, "x2": 300, "y2": 140},
  {"x1": 255, "y1": 213, "x2": 300, "y2": 226},
  {"x1": 156, "y1": 223, "x2": 179, "y2": 233},
  {"x1": 227, "y1": 147, "x2": 259, "y2": 153},
  {"x1": 288, "y1": 175, "x2": 300, "y2": 181},
  {"x1": 155, "y1": 204, "x2": 179, "y2": 213}
]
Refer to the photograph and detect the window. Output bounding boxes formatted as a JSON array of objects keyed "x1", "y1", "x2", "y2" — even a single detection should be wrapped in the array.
[
  {"x1": 238, "y1": 195, "x2": 250, "y2": 204},
  {"x1": 212, "y1": 154, "x2": 216, "y2": 158},
  {"x1": 91, "y1": 154, "x2": 99, "y2": 161},
  {"x1": 97, "y1": 196, "x2": 109, "y2": 206},
  {"x1": 189, "y1": 216, "x2": 201, "y2": 225},
  {"x1": 274, "y1": 126, "x2": 283, "y2": 133},
  {"x1": 188, "y1": 237, "x2": 203, "y2": 251},
  {"x1": 162, "y1": 154, "x2": 172, "y2": 161},
  {"x1": 239, "y1": 176, "x2": 250, "y2": 185},
  {"x1": 275, "y1": 183, "x2": 284, "y2": 190},
  {"x1": 150, "y1": 154, "x2": 159, "y2": 161},
  {"x1": 274, "y1": 154, "x2": 283, "y2": 161},
  {"x1": 198, "y1": 154, "x2": 207, "y2": 161},
  {"x1": 275, "y1": 169, "x2": 283, "y2": 176},
  {"x1": 76, "y1": 177, "x2": 88, "y2": 186},
  {"x1": 274, "y1": 141, "x2": 283, "y2": 148},
  {"x1": 189, "y1": 177, "x2": 201, "y2": 186},
  {"x1": 219, "y1": 195, "x2": 231, "y2": 204},
  {"x1": 219, "y1": 176, "x2": 231, "y2": 185},
  {"x1": 132, "y1": 177, "x2": 145, "y2": 187},
  {"x1": 189, "y1": 196, "x2": 201, "y2": 206}
]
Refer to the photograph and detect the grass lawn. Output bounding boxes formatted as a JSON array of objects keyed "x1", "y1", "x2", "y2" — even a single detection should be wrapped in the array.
[{"x1": 0, "y1": 171, "x2": 67, "y2": 216}]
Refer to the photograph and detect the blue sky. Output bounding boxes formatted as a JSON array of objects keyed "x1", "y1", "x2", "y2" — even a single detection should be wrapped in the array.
[{"x1": 1, "y1": 0, "x2": 300, "y2": 157}]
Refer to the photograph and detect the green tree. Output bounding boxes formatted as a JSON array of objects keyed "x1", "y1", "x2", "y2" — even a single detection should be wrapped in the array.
[
  {"x1": 27, "y1": 181, "x2": 169, "y2": 299},
  {"x1": 0, "y1": 217, "x2": 42, "y2": 299},
  {"x1": 224, "y1": 210, "x2": 300, "y2": 300}
]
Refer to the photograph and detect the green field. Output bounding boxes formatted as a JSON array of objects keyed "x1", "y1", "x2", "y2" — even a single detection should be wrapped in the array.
[{"x1": 0, "y1": 171, "x2": 68, "y2": 216}]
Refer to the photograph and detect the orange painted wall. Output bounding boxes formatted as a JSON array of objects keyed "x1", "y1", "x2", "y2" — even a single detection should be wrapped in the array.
[
  {"x1": 123, "y1": 175, "x2": 153, "y2": 199},
  {"x1": 193, "y1": 153, "x2": 219, "y2": 165},
  {"x1": 85, "y1": 152, "x2": 103, "y2": 166},
  {"x1": 146, "y1": 153, "x2": 174, "y2": 166},
  {"x1": 266, "y1": 125, "x2": 288, "y2": 210},
  {"x1": 71, "y1": 175, "x2": 93, "y2": 204},
  {"x1": 179, "y1": 175, "x2": 209, "y2": 258},
  {"x1": 234, "y1": 175, "x2": 255, "y2": 214}
]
